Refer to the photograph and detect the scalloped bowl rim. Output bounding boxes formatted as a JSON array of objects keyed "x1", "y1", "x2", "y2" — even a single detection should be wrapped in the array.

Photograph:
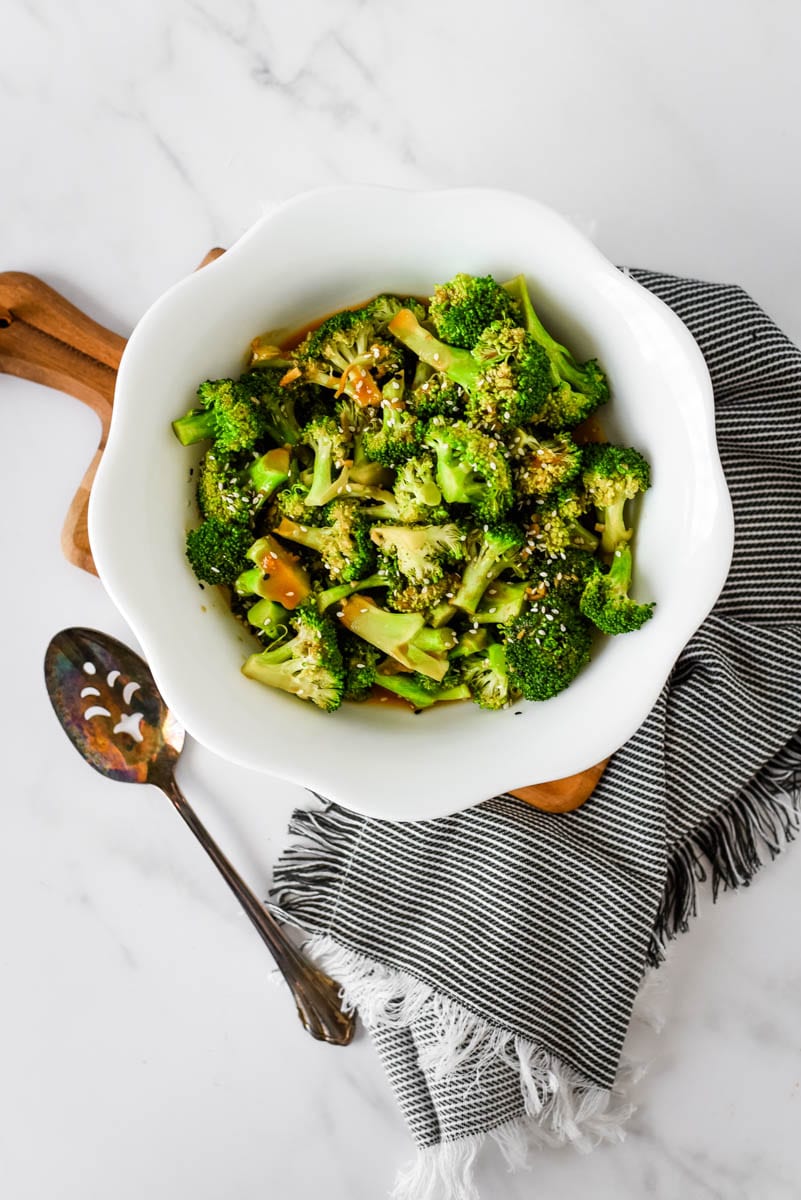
[{"x1": 89, "y1": 186, "x2": 734, "y2": 820}]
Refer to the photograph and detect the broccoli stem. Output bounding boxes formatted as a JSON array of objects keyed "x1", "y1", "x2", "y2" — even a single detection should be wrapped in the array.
[
  {"x1": 172, "y1": 409, "x2": 216, "y2": 446},
  {"x1": 427, "y1": 601, "x2": 458, "y2": 628},
  {"x1": 247, "y1": 598, "x2": 290, "y2": 637},
  {"x1": 596, "y1": 500, "x2": 630, "y2": 556},
  {"x1": 607, "y1": 542, "x2": 634, "y2": 594},
  {"x1": 317, "y1": 574, "x2": 387, "y2": 613},
  {"x1": 376, "y1": 673, "x2": 470, "y2": 710},
  {"x1": 248, "y1": 447, "x2": 290, "y2": 498},
  {"x1": 305, "y1": 442, "x2": 336, "y2": 507},
  {"x1": 388, "y1": 309, "x2": 481, "y2": 392},
  {"x1": 411, "y1": 627, "x2": 457, "y2": 654},
  {"x1": 503, "y1": 275, "x2": 592, "y2": 390},
  {"x1": 453, "y1": 550, "x2": 505, "y2": 614},
  {"x1": 339, "y1": 596, "x2": 449, "y2": 681}
]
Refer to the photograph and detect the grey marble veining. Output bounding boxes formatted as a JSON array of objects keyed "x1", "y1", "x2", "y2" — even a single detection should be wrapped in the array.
[{"x1": 2, "y1": 1, "x2": 800, "y2": 1197}]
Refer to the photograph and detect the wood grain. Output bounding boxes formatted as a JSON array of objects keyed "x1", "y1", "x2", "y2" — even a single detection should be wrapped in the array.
[{"x1": 0, "y1": 248, "x2": 608, "y2": 809}]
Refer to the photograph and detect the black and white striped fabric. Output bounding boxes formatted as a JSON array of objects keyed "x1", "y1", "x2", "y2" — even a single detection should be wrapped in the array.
[{"x1": 272, "y1": 273, "x2": 801, "y2": 1197}]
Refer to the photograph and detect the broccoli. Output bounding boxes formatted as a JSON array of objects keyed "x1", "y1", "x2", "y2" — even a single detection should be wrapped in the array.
[
  {"x1": 580, "y1": 544, "x2": 654, "y2": 635},
  {"x1": 365, "y1": 455, "x2": 447, "y2": 524},
  {"x1": 272, "y1": 482, "x2": 315, "y2": 523},
  {"x1": 316, "y1": 572, "x2": 388, "y2": 613},
  {"x1": 385, "y1": 572, "x2": 456, "y2": 614},
  {"x1": 245, "y1": 535, "x2": 312, "y2": 609},
  {"x1": 238, "y1": 369, "x2": 304, "y2": 445},
  {"x1": 298, "y1": 295, "x2": 421, "y2": 377},
  {"x1": 451, "y1": 628, "x2": 489, "y2": 659},
  {"x1": 337, "y1": 397, "x2": 387, "y2": 486},
  {"x1": 474, "y1": 580, "x2": 529, "y2": 624},
  {"x1": 425, "y1": 420, "x2": 513, "y2": 523},
  {"x1": 293, "y1": 295, "x2": 425, "y2": 407},
  {"x1": 581, "y1": 443, "x2": 651, "y2": 556},
  {"x1": 361, "y1": 398, "x2": 423, "y2": 467},
  {"x1": 453, "y1": 522, "x2": 524, "y2": 614},
  {"x1": 338, "y1": 596, "x2": 450, "y2": 681},
  {"x1": 196, "y1": 446, "x2": 290, "y2": 525},
  {"x1": 242, "y1": 605, "x2": 345, "y2": 711},
  {"x1": 369, "y1": 523, "x2": 465, "y2": 585},
  {"x1": 389, "y1": 309, "x2": 551, "y2": 432},
  {"x1": 173, "y1": 379, "x2": 271, "y2": 453},
  {"x1": 375, "y1": 671, "x2": 470, "y2": 710},
  {"x1": 300, "y1": 416, "x2": 349, "y2": 507},
  {"x1": 525, "y1": 484, "x2": 599, "y2": 556},
  {"x1": 196, "y1": 450, "x2": 252, "y2": 525},
  {"x1": 502, "y1": 596, "x2": 593, "y2": 701},
  {"x1": 407, "y1": 365, "x2": 466, "y2": 421},
  {"x1": 246, "y1": 599, "x2": 291, "y2": 638},
  {"x1": 509, "y1": 429, "x2": 582, "y2": 497},
  {"x1": 429, "y1": 273, "x2": 520, "y2": 349},
  {"x1": 503, "y1": 275, "x2": 609, "y2": 429},
  {"x1": 462, "y1": 642, "x2": 512, "y2": 710},
  {"x1": 339, "y1": 631, "x2": 382, "y2": 702},
  {"x1": 273, "y1": 500, "x2": 375, "y2": 583},
  {"x1": 185, "y1": 519, "x2": 252, "y2": 585},
  {"x1": 427, "y1": 600, "x2": 459, "y2": 628},
  {"x1": 408, "y1": 625, "x2": 458, "y2": 655},
  {"x1": 523, "y1": 547, "x2": 597, "y2": 606}
]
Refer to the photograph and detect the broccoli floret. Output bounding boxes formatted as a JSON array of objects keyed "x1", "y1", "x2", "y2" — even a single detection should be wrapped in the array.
[
  {"x1": 339, "y1": 631, "x2": 382, "y2": 701},
  {"x1": 172, "y1": 379, "x2": 272, "y2": 453},
  {"x1": 389, "y1": 309, "x2": 551, "y2": 432},
  {"x1": 462, "y1": 642, "x2": 513, "y2": 710},
  {"x1": 338, "y1": 596, "x2": 450, "y2": 681},
  {"x1": 580, "y1": 544, "x2": 654, "y2": 635},
  {"x1": 196, "y1": 450, "x2": 252, "y2": 525},
  {"x1": 509, "y1": 429, "x2": 582, "y2": 497},
  {"x1": 301, "y1": 416, "x2": 349, "y2": 507},
  {"x1": 425, "y1": 420, "x2": 513, "y2": 523},
  {"x1": 337, "y1": 397, "x2": 387, "y2": 486},
  {"x1": 502, "y1": 597, "x2": 593, "y2": 701},
  {"x1": 369, "y1": 523, "x2": 465, "y2": 586},
  {"x1": 453, "y1": 522, "x2": 524, "y2": 614},
  {"x1": 293, "y1": 295, "x2": 425, "y2": 407},
  {"x1": 525, "y1": 484, "x2": 599, "y2": 556},
  {"x1": 504, "y1": 275, "x2": 609, "y2": 429},
  {"x1": 523, "y1": 548, "x2": 597, "y2": 606},
  {"x1": 299, "y1": 295, "x2": 421, "y2": 377},
  {"x1": 365, "y1": 455, "x2": 447, "y2": 524},
  {"x1": 196, "y1": 447, "x2": 290, "y2": 525},
  {"x1": 385, "y1": 571, "x2": 456, "y2": 614},
  {"x1": 238, "y1": 369, "x2": 304, "y2": 445},
  {"x1": 185, "y1": 519, "x2": 252, "y2": 585},
  {"x1": 408, "y1": 366, "x2": 466, "y2": 421},
  {"x1": 242, "y1": 605, "x2": 344, "y2": 711},
  {"x1": 474, "y1": 580, "x2": 529, "y2": 624},
  {"x1": 245, "y1": 535, "x2": 312, "y2": 608},
  {"x1": 274, "y1": 500, "x2": 376, "y2": 583},
  {"x1": 429, "y1": 273, "x2": 520, "y2": 349},
  {"x1": 361, "y1": 398, "x2": 423, "y2": 467},
  {"x1": 581, "y1": 443, "x2": 651, "y2": 556}
]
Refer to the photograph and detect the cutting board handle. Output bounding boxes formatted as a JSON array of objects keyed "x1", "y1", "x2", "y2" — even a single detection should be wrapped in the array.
[
  {"x1": 0, "y1": 249, "x2": 225, "y2": 574},
  {"x1": 0, "y1": 248, "x2": 607, "y2": 810}
]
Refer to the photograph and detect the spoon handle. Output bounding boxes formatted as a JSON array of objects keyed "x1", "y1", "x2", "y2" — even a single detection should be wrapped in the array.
[{"x1": 159, "y1": 775, "x2": 355, "y2": 1046}]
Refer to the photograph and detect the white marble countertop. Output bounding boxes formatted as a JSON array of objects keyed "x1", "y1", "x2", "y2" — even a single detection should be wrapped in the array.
[{"x1": 2, "y1": 2, "x2": 801, "y2": 1197}]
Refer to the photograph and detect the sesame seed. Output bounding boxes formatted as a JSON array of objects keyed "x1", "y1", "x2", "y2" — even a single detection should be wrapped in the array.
[{"x1": 286, "y1": 590, "x2": 295, "y2": 597}]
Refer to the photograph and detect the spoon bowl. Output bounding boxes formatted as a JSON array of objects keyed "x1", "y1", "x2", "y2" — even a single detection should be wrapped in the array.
[{"x1": 44, "y1": 627, "x2": 354, "y2": 1046}]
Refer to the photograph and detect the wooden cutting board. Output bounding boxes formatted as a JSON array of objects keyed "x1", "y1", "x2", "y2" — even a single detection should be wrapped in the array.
[{"x1": 0, "y1": 252, "x2": 608, "y2": 812}]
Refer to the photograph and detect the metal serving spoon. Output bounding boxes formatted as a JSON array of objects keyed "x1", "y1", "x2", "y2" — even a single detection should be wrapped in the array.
[{"x1": 44, "y1": 627, "x2": 355, "y2": 1046}]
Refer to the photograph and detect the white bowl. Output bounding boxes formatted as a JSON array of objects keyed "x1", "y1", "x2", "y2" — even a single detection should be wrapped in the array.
[{"x1": 89, "y1": 186, "x2": 733, "y2": 820}]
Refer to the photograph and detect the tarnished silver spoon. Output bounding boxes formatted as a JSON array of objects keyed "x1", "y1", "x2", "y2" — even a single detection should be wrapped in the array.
[{"x1": 44, "y1": 627, "x2": 354, "y2": 1046}]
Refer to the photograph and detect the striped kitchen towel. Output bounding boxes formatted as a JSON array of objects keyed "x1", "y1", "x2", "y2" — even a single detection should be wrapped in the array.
[{"x1": 271, "y1": 272, "x2": 801, "y2": 1200}]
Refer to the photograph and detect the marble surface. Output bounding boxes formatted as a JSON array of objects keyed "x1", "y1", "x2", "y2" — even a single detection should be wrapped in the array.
[{"x1": 2, "y1": 2, "x2": 801, "y2": 1197}]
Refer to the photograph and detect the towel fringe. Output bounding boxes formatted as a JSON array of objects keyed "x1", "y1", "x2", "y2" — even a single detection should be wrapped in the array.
[
  {"x1": 648, "y1": 728, "x2": 801, "y2": 965},
  {"x1": 299, "y1": 932, "x2": 636, "y2": 1198}
]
